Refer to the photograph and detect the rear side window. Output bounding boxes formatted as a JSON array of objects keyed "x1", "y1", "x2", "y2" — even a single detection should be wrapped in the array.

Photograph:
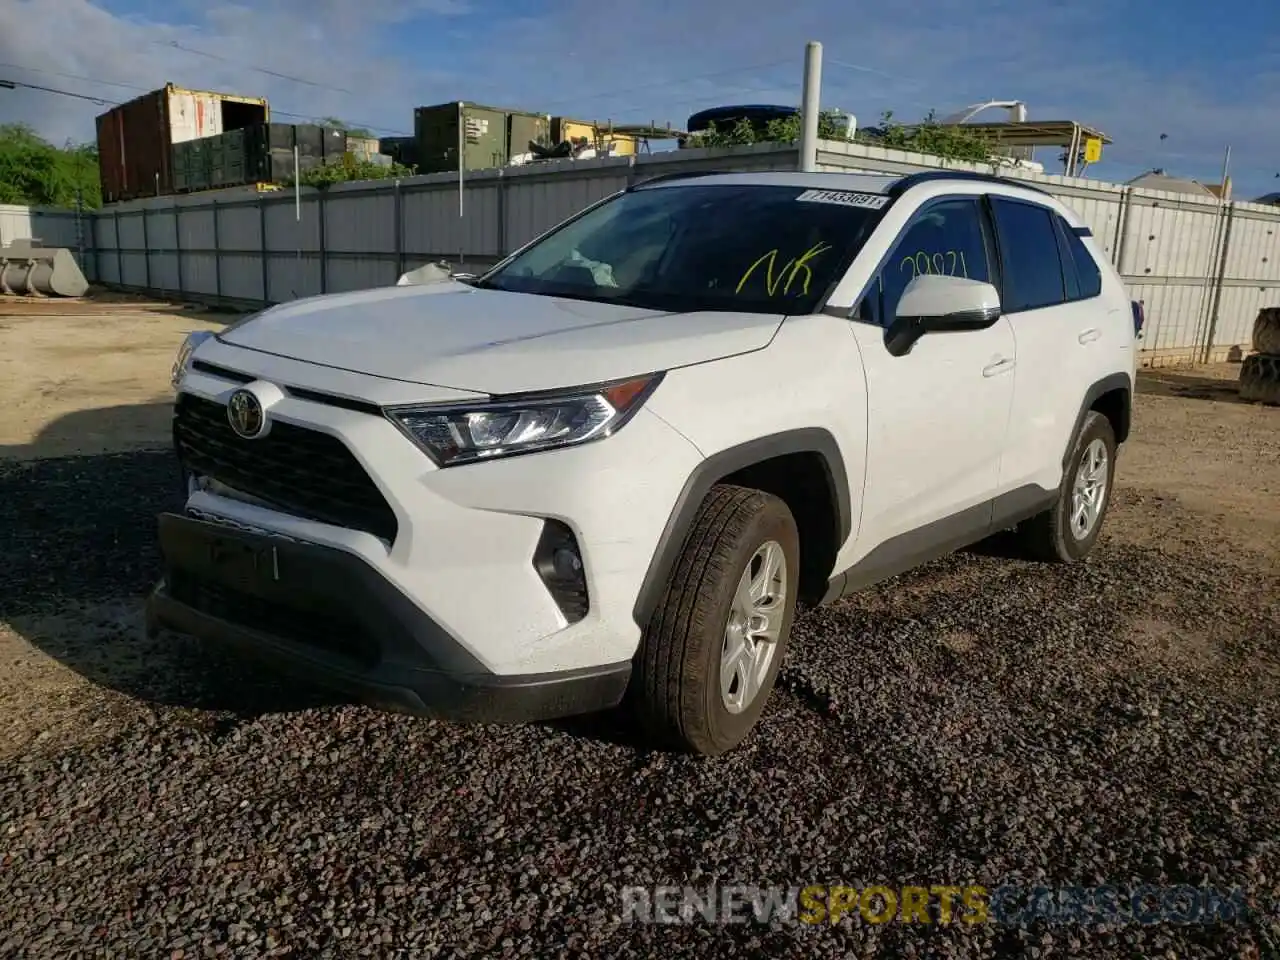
[
  {"x1": 1063, "y1": 220, "x2": 1103, "y2": 298},
  {"x1": 1053, "y1": 218, "x2": 1082, "y2": 301},
  {"x1": 989, "y1": 197, "x2": 1066, "y2": 313}
]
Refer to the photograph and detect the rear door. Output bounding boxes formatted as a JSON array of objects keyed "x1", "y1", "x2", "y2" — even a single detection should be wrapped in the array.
[{"x1": 987, "y1": 196, "x2": 1096, "y2": 499}]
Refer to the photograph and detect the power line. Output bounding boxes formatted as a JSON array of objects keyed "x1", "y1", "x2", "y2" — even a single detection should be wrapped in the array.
[
  {"x1": 152, "y1": 40, "x2": 353, "y2": 95},
  {"x1": 0, "y1": 62, "x2": 147, "y2": 93},
  {"x1": 0, "y1": 78, "x2": 115, "y2": 106},
  {"x1": 0, "y1": 64, "x2": 410, "y2": 136},
  {"x1": 530, "y1": 59, "x2": 795, "y2": 112}
]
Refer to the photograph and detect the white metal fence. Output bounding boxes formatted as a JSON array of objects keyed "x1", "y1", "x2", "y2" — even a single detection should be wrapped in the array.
[
  {"x1": 0, "y1": 204, "x2": 85, "y2": 250},
  {"x1": 13, "y1": 140, "x2": 1280, "y2": 366}
]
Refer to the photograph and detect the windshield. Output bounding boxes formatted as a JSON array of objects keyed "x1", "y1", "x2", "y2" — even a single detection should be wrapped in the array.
[{"x1": 476, "y1": 183, "x2": 884, "y2": 314}]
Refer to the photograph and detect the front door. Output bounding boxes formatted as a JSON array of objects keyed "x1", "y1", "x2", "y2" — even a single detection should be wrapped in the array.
[{"x1": 847, "y1": 196, "x2": 1017, "y2": 560}]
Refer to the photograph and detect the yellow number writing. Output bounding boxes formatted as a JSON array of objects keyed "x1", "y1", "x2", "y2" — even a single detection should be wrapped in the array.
[
  {"x1": 897, "y1": 249, "x2": 971, "y2": 279},
  {"x1": 737, "y1": 241, "x2": 832, "y2": 297}
]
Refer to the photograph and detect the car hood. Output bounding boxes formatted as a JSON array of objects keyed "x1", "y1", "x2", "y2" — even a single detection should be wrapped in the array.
[{"x1": 218, "y1": 282, "x2": 784, "y2": 394}]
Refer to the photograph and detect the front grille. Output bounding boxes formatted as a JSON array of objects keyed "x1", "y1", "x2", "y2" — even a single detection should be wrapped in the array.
[
  {"x1": 173, "y1": 393, "x2": 399, "y2": 542},
  {"x1": 168, "y1": 570, "x2": 377, "y2": 667}
]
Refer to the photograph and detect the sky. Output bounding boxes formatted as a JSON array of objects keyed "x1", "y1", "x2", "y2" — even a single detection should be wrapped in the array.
[{"x1": 1, "y1": 0, "x2": 1278, "y2": 199}]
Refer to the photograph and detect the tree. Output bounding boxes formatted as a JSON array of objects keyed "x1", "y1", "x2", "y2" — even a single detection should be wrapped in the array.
[
  {"x1": 684, "y1": 108, "x2": 993, "y2": 164},
  {"x1": 876, "y1": 110, "x2": 992, "y2": 163},
  {"x1": 283, "y1": 154, "x2": 415, "y2": 189},
  {"x1": 0, "y1": 124, "x2": 101, "y2": 208},
  {"x1": 317, "y1": 117, "x2": 375, "y2": 140}
]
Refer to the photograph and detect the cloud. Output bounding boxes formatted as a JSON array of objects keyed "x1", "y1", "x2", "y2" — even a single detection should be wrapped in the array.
[
  {"x1": 1, "y1": 0, "x2": 1277, "y2": 198},
  {"x1": 0, "y1": 0, "x2": 461, "y2": 141}
]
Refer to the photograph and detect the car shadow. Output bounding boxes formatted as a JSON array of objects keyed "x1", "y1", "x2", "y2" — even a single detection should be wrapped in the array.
[
  {"x1": 1136, "y1": 367, "x2": 1246, "y2": 404},
  {"x1": 1, "y1": 405, "x2": 336, "y2": 719}
]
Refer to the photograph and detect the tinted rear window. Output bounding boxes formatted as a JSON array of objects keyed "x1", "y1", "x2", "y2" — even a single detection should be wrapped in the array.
[{"x1": 1064, "y1": 222, "x2": 1103, "y2": 298}]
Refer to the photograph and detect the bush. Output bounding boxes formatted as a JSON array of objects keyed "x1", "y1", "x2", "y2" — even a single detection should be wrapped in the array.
[
  {"x1": 684, "y1": 108, "x2": 993, "y2": 164},
  {"x1": 284, "y1": 155, "x2": 416, "y2": 189},
  {"x1": 0, "y1": 124, "x2": 101, "y2": 208}
]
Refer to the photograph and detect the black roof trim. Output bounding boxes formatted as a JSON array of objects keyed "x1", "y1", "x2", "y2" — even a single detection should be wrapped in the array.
[
  {"x1": 887, "y1": 170, "x2": 1053, "y2": 199},
  {"x1": 628, "y1": 169, "x2": 732, "y2": 190}
]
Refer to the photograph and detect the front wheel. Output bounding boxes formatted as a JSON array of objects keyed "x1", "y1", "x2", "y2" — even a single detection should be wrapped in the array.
[
  {"x1": 631, "y1": 484, "x2": 799, "y2": 756},
  {"x1": 1017, "y1": 410, "x2": 1117, "y2": 563}
]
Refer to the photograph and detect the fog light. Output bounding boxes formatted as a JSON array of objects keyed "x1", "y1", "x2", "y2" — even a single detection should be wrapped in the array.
[{"x1": 533, "y1": 520, "x2": 589, "y2": 624}]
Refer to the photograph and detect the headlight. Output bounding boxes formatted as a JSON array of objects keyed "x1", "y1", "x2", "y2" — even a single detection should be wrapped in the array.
[
  {"x1": 171, "y1": 330, "x2": 215, "y2": 389},
  {"x1": 386, "y1": 373, "x2": 664, "y2": 466}
]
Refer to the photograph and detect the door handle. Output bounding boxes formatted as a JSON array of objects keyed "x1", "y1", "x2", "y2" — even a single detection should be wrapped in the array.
[
  {"x1": 1078, "y1": 328, "x2": 1102, "y2": 344},
  {"x1": 982, "y1": 357, "x2": 1015, "y2": 377}
]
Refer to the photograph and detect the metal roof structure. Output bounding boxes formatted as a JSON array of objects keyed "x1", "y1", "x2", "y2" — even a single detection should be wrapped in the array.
[
  {"x1": 922, "y1": 119, "x2": 1112, "y2": 148},
  {"x1": 899, "y1": 119, "x2": 1112, "y2": 176},
  {"x1": 1125, "y1": 170, "x2": 1218, "y2": 198}
]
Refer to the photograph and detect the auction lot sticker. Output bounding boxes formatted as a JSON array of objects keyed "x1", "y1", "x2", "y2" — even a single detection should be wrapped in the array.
[{"x1": 795, "y1": 189, "x2": 890, "y2": 209}]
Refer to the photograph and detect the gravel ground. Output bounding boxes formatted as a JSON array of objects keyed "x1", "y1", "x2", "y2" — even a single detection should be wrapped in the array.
[{"x1": 1, "y1": 347, "x2": 1278, "y2": 957}]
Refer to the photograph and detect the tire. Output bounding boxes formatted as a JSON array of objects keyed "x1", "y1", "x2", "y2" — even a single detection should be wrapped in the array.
[
  {"x1": 1017, "y1": 411, "x2": 1117, "y2": 563},
  {"x1": 631, "y1": 484, "x2": 800, "y2": 756},
  {"x1": 1239, "y1": 353, "x2": 1280, "y2": 406},
  {"x1": 1252, "y1": 308, "x2": 1280, "y2": 356}
]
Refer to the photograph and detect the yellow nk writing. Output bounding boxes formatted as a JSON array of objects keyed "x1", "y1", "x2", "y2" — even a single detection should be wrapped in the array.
[{"x1": 736, "y1": 242, "x2": 832, "y2": 297}]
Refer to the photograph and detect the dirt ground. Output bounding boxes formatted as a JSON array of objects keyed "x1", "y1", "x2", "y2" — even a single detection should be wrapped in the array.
[
  {"x1": 0, "y1": 295, "x2": 233, "y2": 756},
  {"x1": 0, "y1": 292, "x2": 229, "y2": 460},
  {"x1": 0, "y1": 296, "x2": 1276, "y2": 762}
]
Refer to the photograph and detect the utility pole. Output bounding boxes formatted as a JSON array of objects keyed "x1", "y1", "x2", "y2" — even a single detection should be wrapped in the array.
[{"x1": 799, "y1": 42, "x2": 823, "y2": 173}]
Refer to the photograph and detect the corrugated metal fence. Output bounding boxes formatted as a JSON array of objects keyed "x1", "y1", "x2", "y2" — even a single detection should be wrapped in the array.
[
  {"x1": 0, "y1": 204, "x2": 84, "y2": 250},
  {"x1": 14, "y1": 140, "x2": 1280, "y2": 366}
]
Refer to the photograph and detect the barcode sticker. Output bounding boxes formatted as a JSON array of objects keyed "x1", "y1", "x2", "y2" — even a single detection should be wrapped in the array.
[{"x1": 795, "y1": 189, "x2": 890, "y2": 209}]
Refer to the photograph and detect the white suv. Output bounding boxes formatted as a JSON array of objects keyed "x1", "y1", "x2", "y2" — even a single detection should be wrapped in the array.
[{"x1": 151, "y1": 170, "x2": 1139, "y2": 755}]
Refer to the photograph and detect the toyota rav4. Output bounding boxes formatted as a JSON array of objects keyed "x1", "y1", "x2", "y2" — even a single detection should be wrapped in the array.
[{"x1": 149, "y1": 169, "x2": 1139, "y2": 755}]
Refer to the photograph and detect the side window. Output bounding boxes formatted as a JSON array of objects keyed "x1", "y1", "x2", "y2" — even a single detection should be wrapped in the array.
[
  {"x1": 1053, "y1": 217, "x2": 1082, "y2": 301},
  {"x1": 989, "y1": 198, "x2": 1066, "y2": 313},
  {"x1": 1063, "y1": 220, "x2": 1103, "y2": 298},
  {"x1": 861, "y1": 198, "x2": 991, "y2": 326}
]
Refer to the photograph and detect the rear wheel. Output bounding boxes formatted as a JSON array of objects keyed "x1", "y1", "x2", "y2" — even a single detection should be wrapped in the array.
[
  {"x1": 1017, "y1": 411, "x2": 1117, "y2": 563},
  {"x1": 1239, "y1": 353, "x2": 1280, "y2": 406},
  {"x1": 1252, "y1": 308, "x2": 1280, "y2": 356},
  {"x1": 631, "y1": 484, "x2": 799, "y2": 756}
]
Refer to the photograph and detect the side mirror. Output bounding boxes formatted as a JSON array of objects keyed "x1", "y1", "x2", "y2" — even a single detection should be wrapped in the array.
[{"x1": 884, "y1": 274, "x2": 1002, "y2": 357}]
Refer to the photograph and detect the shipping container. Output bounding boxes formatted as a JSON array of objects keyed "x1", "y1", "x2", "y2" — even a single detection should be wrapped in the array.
[
  {"x1": 345, "y1": 136, "x2": 381, "y2": 160},
  {"x1": 287, "y1": 124, "x2": 346, "y2": 160},
  {"x1": 188, "y1": 139, "x2": 211, "y2": 192},
  {"x1": 414, "y1": 102, "x2": 510, "y2": 175},
  {"x1": 380, "y1": 136, "x2": 419, "y2": 169},
  {"x1": 550, "y1": 117, "x2": 640, "y2": 157},
  {"x1": 95, "y1": 83, "x2": 268, "y2": 203},
  {"x1": 172, "y1": 141, "x2": 192, "y2": 193},
  {"x1": 508, "y1": 112, "x2": 551, "y2": 158}
]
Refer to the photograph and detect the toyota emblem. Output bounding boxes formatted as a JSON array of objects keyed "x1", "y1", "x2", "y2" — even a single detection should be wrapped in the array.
[{"x1": 227, "y1": 389, "x2": 267, "y2": 439}]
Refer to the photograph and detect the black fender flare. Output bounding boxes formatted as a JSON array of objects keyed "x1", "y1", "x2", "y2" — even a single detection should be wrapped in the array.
[
  {"x1": 1063, "y1": 371, "x2": 1133, "y2": 472},
  {"x1": 631, "y1": 428, "x2": 852, "y2": 628}
]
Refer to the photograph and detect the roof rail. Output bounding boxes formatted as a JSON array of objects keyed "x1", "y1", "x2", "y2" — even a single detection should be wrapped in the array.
[
  {"x1": 887, "y1": 169, "x2": 1052, "y2": 198},
  {"x1": 629, "y1": 169, "x2": 731, "y2": 190}
]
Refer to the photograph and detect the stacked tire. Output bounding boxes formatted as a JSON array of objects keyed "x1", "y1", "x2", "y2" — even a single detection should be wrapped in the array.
[{"x1": 1239, "y1": 307, "x2": 1280, "y2": 406}]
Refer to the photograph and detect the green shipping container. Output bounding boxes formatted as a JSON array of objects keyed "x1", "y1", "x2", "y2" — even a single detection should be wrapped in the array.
[
  {"x1": 171, "y1": 142, "x2": 192, "y2": 192},
  {"x1": 508, "y1": 112, "x2": 551, "y2": 157},
  {"x1": 206, "y1": 129, "x2": 252, "y2": 188},
  {"x1": 188, "y1": 140, "x2": 211, "y2": 192},
  {"x1": 414, "y1": 102, "x2": 510, "y2": 175}
]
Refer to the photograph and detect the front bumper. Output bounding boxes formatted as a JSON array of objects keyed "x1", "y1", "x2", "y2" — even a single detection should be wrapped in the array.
[{"x1": 145, "y1": 513, "x2": 631, "y2": 722}]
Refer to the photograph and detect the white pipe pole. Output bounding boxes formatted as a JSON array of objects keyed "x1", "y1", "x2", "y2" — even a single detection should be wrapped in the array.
[
  {"x1": 799, "y1": 41, "x2": 823, "y2": 172},
  {"x1": 457, "y1": 101, "x2": 465, "y2": 266}
]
